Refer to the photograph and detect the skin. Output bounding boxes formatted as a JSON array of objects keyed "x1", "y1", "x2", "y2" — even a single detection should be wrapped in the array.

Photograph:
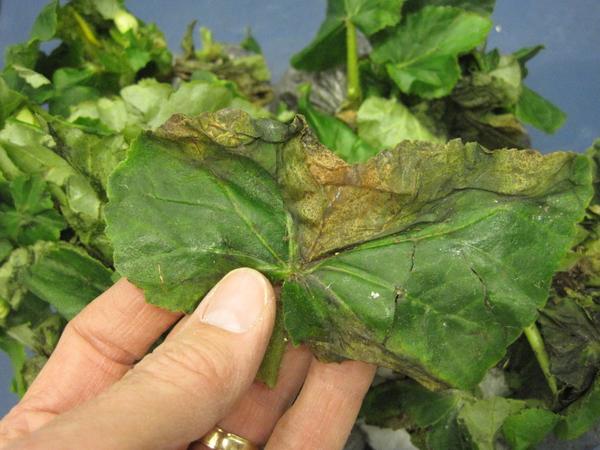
[{"x1": 0, "y1": 268, "x2": 375, "y2": 450}]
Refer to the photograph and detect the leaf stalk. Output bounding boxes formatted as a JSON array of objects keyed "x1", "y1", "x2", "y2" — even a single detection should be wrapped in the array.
[
  {"x1": 524, "y1": 322, "x2": 558, "y2": 396},
  {"x1": 345, "y1": 20, "x2": 362, "y2": 107}
]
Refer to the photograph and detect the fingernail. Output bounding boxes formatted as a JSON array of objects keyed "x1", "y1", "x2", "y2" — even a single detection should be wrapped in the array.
[{"x1": 197, "y1": 268, "x2": 268, "y2": 333}]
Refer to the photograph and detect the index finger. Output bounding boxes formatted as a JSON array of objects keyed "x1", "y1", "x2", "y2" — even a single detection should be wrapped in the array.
[{"x1": 0, "y1": 279, "x2": 180, "y2": 438}]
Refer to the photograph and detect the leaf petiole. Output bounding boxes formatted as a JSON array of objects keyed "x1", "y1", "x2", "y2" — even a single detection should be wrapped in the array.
[
  {"x1": 72, "y1": 10, "x2": 101, "y2": 47},
  {"x1": 524, "y1": 322, "x2": 558, "y2": 396},
  {"x1": 345, "y1": 19, "x2": 362, "y2": 107}
]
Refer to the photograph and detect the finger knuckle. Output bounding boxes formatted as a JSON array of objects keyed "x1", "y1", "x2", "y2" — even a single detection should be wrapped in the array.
[{"x1": 136, "y1": 336, "x2": 235, "y2": 399}]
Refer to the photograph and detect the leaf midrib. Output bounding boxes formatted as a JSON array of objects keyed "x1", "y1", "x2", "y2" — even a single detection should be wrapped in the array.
[{"x1": 209, "y1": 169, "x2": 287, "y2": 267}]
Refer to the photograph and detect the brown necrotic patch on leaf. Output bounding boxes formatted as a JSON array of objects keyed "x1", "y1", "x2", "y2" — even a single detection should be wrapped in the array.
[{"x1": 279, "y1": 122, "x2": 584, "y2": 261}]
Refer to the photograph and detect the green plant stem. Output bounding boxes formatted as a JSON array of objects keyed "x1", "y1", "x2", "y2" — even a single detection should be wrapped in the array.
[
  {"x1": 524, "y1": 323, "x2": 558, "y2": 396},
  {"x1": 72, "y1": 10, "x2": 101, "y2": 47},
  {"x1": 345, "y1": 20, "x2": 362, "y2": 106}
]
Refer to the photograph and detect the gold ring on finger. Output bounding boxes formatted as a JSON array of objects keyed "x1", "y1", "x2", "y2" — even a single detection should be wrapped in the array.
[{"x1": 200, "y1": 426, "x2": 259, "y2": 450}]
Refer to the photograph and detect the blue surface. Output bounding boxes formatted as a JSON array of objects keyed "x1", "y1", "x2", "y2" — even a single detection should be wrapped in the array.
[{"x1": 0, "y1": 0, "x2": 599, "y2": 418}]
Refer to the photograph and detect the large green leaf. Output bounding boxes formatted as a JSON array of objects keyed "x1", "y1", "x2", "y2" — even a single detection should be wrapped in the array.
[
  {"x1": 106, "y1": 110, "x2": 592, "y2": 390},
  {"x1": 356, "y1": 96, "x2": 443, "y2": 150},
  {"x1": 106, "y1": 110, "x2": 295, "y2": 312},
  {"x1": 283, "y1": 141, "x2": 590, "y2": 388},
  {"x1": 371, "y1": 6, "x2": 491, "y2": 98},
  {"x1": 291, "y1": 0, "x2": 405, "y2": 71}
]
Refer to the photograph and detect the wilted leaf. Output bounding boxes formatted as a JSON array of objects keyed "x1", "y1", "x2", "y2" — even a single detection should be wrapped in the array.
[
  {"x1": 513, "y1": 45, "x2": 544, "y2": 77},
  {"x1": 3, "y1": 40, "x2": 40, "y2": 70},
  {"x1": 555, "y1": 377, "x2": 600, "y2": 440},
  {"x1": 0, "y1": 247, "x2": 65, "y2": 357},
  {"x1": 0, "y1": 240, "x2": 13, "y2": 264},
  {"x1": 452, "y1": 55, "x2": 522, "y2": 110},
  {"x1": 106, "y1": 110, "x2": 592, "y2": 390},
  {"x1": 536, "y1": 144, "x2": 600, "y2": 397},
  {"x1": 175, "y1": 26, "x2": 272, "y2": 106},
  {"x1": 20, "y1": 355, "x2": 48, "y2": 392},
  {"x1": 450, "y1": 110, "x2": 531, "y2": 150},
  {"x1": 7, "y1": 0, "x2": 173, "y2": 103},
  {"x1": 539, "y1": 295, "x2": 600, "y2": 393}
]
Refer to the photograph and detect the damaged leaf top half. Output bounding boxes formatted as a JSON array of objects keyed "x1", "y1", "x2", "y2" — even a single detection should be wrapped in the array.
[{"x1": 106, "y1": 109, "x2": 593, "y2": 390}]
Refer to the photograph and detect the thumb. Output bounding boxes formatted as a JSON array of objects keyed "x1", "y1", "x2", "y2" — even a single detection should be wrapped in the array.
[{"x1": 17, "y1": 268, "x2": 276, "y2": 450}]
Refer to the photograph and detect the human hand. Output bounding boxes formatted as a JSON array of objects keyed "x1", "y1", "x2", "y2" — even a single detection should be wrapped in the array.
[{"x1": 0, "y1": 268, "x2": 375, "y2": 450}]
